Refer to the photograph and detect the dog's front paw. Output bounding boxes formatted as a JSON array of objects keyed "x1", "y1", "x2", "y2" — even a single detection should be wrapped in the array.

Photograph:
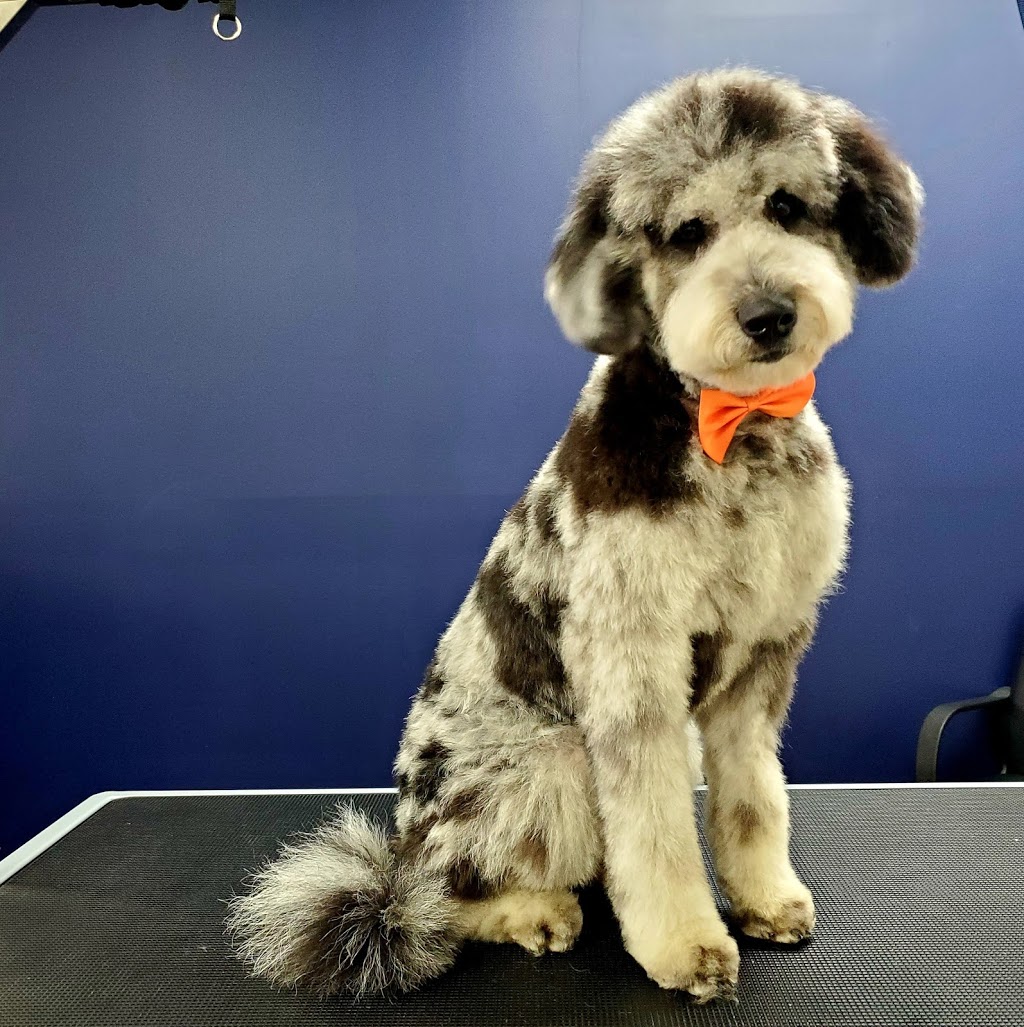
[
  {"x1": 733, "y1": 883, "x2": 815, "y2": 944},
  {"x1": 628, "y1": 925, "x2": 739, "y2": 1002}
]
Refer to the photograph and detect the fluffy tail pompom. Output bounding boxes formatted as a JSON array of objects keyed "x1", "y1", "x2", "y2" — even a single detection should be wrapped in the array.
[{"x1": 226, "y1": 806, "x2": 460, "y2": 996}]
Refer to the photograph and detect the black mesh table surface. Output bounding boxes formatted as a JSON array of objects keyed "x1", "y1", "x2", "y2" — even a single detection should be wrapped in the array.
[{"x1": 2, "y1": 785, "x2": 1023, "y2": 1027}]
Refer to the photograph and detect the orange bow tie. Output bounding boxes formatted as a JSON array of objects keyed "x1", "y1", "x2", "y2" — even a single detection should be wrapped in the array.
[{"x1": 698, "y1": 372, "x2": 816, "y2": 464}]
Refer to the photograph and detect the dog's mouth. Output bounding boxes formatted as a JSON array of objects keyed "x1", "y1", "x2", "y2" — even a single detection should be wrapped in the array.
[{"x1": 750, "y1": 345, "x2": 792, "y2": 364}]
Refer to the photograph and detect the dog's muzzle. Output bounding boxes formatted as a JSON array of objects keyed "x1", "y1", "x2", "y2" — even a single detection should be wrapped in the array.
[{"x1": 737, "y1": 290, "x2": 796, "y2": 362}]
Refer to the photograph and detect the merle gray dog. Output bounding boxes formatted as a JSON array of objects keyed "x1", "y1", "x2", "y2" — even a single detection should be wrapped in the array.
[{"x1": 228, "y1": 68, "x2": 922, "y2": 1004}]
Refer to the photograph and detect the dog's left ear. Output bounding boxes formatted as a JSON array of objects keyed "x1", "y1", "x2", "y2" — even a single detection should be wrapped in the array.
[
  {"x1": 831, "y1": 112, "x2": 924, "y2": 287},
  {"x1": 543, "y1": 172, "x2": 649, "y2": 355}
]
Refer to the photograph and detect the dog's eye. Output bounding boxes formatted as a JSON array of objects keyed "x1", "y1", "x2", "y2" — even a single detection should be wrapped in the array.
[
  {"x1": 766, "y1": 190, "x2": 807, "y2": 228},
  {"x1": 667, "y1": 218, "x2": 707, "y2": 249},
  {"x1": 643, "y1": 218, "x2": 708, "y2": 250}
]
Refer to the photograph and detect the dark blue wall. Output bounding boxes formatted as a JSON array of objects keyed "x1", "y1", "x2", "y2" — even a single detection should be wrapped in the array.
[{"x1": 2, "y1": 0, "x2": 1023, "y2": 855}]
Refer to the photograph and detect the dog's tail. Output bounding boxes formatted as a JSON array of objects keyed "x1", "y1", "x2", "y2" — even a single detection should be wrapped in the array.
[{"x1": 226, "y1": 805, "x2": 461, "y2": 995}]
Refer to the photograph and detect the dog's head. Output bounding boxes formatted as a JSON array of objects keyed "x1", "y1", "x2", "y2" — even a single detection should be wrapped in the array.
[{"x1": 545, "y1": 69, "x2": 923, "y2": 394}]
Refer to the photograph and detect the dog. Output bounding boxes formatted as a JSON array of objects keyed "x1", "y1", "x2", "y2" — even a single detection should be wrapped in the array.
[{"x1": 227, "y1": 68, "x2": 922, "y2": 1004}]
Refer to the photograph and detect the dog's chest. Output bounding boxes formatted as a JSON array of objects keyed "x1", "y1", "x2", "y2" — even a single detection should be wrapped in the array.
[
  {"x1": 694, "y1": 414, "x2": 849, "y2": 634},
  {"x1": 605, "y1": 409, "x2": 851, "y2": 641}
]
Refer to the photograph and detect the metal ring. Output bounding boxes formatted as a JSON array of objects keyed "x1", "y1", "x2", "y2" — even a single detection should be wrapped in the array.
[{"x1": 212, "y1": 12, "x2": 242, "y2": 41}]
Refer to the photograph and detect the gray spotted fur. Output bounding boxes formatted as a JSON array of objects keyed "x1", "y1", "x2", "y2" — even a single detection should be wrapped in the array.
[
  {"x1": 226, "y1": 806, "x2": 459, "y2": 995},
  {"x1": 229, "y1": 68, "x2": 921, "y2": 1000}
]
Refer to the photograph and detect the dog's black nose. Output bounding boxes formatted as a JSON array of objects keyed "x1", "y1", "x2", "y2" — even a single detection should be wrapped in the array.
[{"x1": 737, "y1": 292, "x2": 797, "y2": 345}]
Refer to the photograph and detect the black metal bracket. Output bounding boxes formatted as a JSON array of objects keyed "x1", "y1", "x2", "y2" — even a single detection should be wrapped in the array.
[
  {"x1": 33, "y1": 1, "x2": 216, "y2": 8},
  {"x1": 2, "y1": 0, "x2": 240, "y2": 53}
]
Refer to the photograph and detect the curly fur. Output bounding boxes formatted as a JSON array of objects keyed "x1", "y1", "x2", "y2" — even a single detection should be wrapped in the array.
[
  {"x1": 228, "y1": 68, "x2": 921, "y2": 1003},
  {"x1": 226, "y1": 807, "x2": 460, "y2": 995}
]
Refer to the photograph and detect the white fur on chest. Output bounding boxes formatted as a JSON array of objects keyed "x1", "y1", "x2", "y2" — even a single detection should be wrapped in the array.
[
  {"x1": 563, "y1": 404, "x2": 850, "y2": 649},
  {"x1": 690, "y1": 406, "x2": 850, "y2": 639}
]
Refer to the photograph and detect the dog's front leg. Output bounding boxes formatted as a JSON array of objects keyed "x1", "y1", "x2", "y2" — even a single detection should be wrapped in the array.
[
  {"x1": 567, "y1": 619, "x2": 739, "y2": 1001},
  {"x1": 695, "y1": 630, "x2": 816, "y2": 944}
]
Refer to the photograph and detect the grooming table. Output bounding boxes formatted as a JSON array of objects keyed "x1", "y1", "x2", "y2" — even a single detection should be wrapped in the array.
[{"x1": 1, "y1": 786, "x2": 1022, "y2": 1026}]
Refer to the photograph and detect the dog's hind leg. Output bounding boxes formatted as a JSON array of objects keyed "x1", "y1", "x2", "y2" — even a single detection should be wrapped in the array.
[
  {"x1": 393, "y1": 714, "x2": 602, "y2": 959},
  {"x1": 455, "y1": 889, "x2": 583, "y2": 955}
]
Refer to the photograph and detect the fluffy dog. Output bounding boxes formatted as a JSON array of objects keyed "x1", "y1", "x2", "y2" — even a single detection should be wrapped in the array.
[{"x1": 228, "y1": 68, "x2": 922, "y2": 1003}]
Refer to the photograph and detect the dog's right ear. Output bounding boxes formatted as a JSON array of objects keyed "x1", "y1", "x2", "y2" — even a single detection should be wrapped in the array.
[{"x1": 543, "y1": 175, "x2": 649, "y2": 355}]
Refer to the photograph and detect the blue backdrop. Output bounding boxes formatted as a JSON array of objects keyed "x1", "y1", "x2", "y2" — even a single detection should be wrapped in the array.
[{"x1": 2, "y1": 0, "x2": 1023, "y2": 856}]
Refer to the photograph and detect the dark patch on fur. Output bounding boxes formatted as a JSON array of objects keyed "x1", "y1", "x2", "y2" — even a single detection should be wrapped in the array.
[
  {"x1": 276, "y1": 887, "x2": 364, "y2": 993},
  {"x1": 534, "y1": 584, "x2": 564, "y2": 634},
  {"x1": 725, "y1": 507, "x2": 746, "y2": 529},
  {"x1": 727, "y1": 574, "x2": 754, "y2": 598},
  {"x1": 730, "y1": 418, "x2": 828, "y2": 479},
  {"x1": 764, "y1": 624, "x2": 814, "y2": 723},
  {"x1": 832, "y1": 117, "x2": 919, "y2": 285},
  {"x1": 517, "y1": 833, "x2": 549, "y2": 879},
  {"x1": 549, "y1": 178, "x2": 609, "y2": 284},
  {"x1": 725, "y1": 624, "x2": 814, "y2": 723},
  {"x1": 726, "y1": 650, "x2": 762, "y2": 701},
  {"x1": 228, "y1": 808, "x2": 459, "y2": 996},
  {"x1": 669, "y1": 83, "x2": 717, "y2": 164},
  {"x1": 603, "y1": 259, "x2": 637, "y2": 305},
  {"x1": 446, "y1": 858, "x2": 493, "y2": 900},
  {"x1": 720, "y1": 81, "x2": 790, "y2": 151},
  {"x1": 391, "y1": 812, "x2": 439, "y2": 860},
  {"x1": 474, "y1": 554, "x2": 573, "y2": 722},
  {"x1": 442, "y1": 789, "x2": 486, "y2": 822},
  {"x1": 626, "y1": 688, "x2": 667, "y2": 736},
  {"x1": 674, "y1": 84, "x2": 705, "y2": 128},
  {"x1": 588, "y1": 731, "x2": 640, "y2": 786},
  {"x1": 532, "y1": 488, "x2": 561, "y2": 545},
  {"x1": 419, "y1": 660, "x2": 445, "y2": 700},
  {"x1": 412, "y1": 741, "x2": 452, "y2": 805},
  {"x1": 556, "y1": 346, "x2": 700, "y2": 516},
  {"x1": 407, "y1": 813, "x2": 438, "y2": 852},
  {"x1": 738, "y1": 431, "x2": 773, "y2": 462},
  {"x1": 507, "y1": 497, "x2": 528, "y2": 526},
  {"x1": 689, "y1": 630, "x2": 730, "y2": 710},
  {"x1": 786, "y1": 441, "x2": 829, "y2": 478},
  {"x1": 486, "y1": 753, "x2": 516, "y2": 775},
  {"x1": 583, "y1": 261, "x2": 652, "y2": 356},
  {"x1": 732, "y1": 801, "x2": 763, "y2": 844},
  {"x1": 395, "y1": 770, "x2": 411, "y2": 796},
  {"x1": 546, "y1": 170, "x2": 652, "y2": 355}
]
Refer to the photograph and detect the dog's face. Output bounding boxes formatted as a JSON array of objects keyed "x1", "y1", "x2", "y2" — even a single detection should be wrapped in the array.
[{"x1": 545, "y1": 69, "x2": 923, "y2": 394}]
